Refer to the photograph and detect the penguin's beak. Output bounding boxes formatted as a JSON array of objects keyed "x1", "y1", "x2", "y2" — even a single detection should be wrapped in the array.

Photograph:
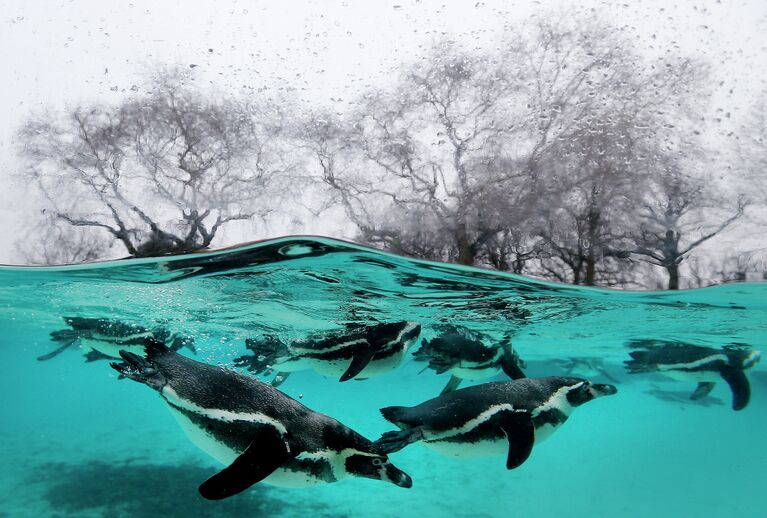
[
  {"x1": 591, "y1": 383, "x2": 618, "y2": 397},
  {"x1": 385, "y1": 464, "x2": 413, "y2": 488}
]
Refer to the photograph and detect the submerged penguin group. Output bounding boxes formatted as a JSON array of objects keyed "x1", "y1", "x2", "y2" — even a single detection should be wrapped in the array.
[{"x1": 40, "y1": 315, "x2": 762, "y2": 500}]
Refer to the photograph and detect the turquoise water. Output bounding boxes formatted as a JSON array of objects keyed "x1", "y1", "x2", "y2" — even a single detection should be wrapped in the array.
[{"x1": 1, "y1": 236, "x2": 765, "y2": 517}]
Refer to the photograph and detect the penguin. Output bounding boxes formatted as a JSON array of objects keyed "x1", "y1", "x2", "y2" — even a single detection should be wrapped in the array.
[
  {"x1": 233, "y1": 321, "x2": 421, "y2": 386},
  {"x1": 39, "y1": 316, "x2": 196, "y2": 362},
  {"x1": 413, "y1": 326, "x2": 526, "y2": 394},
  {"x1": 625, "y1": 339, "x2": 761, "y2": 411},
  {"x1": 111, "y1": 339, "x2": 412, "y2": 499},
  {"x1": 374, "y1": 377, "x2": 617, "y2": 470}
]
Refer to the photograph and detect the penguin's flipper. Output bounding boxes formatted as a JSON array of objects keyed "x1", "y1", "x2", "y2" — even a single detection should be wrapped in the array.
[
  {"x1": 720, "y1": 367, "x2": 751, "y2": 411},
  {"x1": 182, "y1": 336, "x2": 197, "y2": 354},
  {"x1": 37, "y1": 337, "x2": 78, "y2": 361},
  {"x1": 339, "y1": 345, "x2": 376, "y2": 382},
  {"x1": 499, "y1": 412, "x2": 535, "y2": 470},
  {"x1": 500, "y1": 350, "x2": 527, "y2": 380},
  {"x1": 440, "y1": 375, "x2": 462, "y2": 395},
  {"x1": 199, "y1": 428, "x2": 293, "y2": 500},
  {"x1": 271, "y1": 372, "x2": 290, "y2": 387},
  {"x1": 690, "y1": 382, "x2": 716, "y2": 401},
  {"x1": 84, "y1": 350, "x2": 113, "y2": 362},
  {"x1": 431, "y1": 362, "x2": 454, "y2": 375}
]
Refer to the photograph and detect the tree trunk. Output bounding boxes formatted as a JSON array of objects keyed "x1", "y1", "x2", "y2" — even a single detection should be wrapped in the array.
[
  {"x1": 512, "y1": 256, "x2": 525, "y2": 274},
  {"x1": 585, "y1": 206, "x2": 600, "y2": 286},
  {"x1": 585, "y1": 253, "x2": 596, "y2": 286},
  {"x1": 667, "y1": 263, "x2": 680, "y2": 290},
  {"x1": 455, "y1": 227, "x2": 475, "y2": 266},
  {"x1": 572, "y1": 260, "x2": 582, "y2": 285}
]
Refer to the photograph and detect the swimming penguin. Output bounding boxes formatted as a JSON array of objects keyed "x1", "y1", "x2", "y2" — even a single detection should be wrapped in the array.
[
  {"x1": 625, "y1": 340, "x2": 761, "y2": 411},
  {"x1": 111, "y1": 340, "x2": 412, "y2": 499},
  {"x1": 39, "y1": 317, "x2": 195, "y2": 361},
  {"x1": 413, "y1": 326, "x2": 526, "y2": 394},
  {"x1": 374, "y1": 377, "x2": 617, "y2": 470},
  {"x1": 234, "y1": 321, "x2": 421, "y2": 386}
]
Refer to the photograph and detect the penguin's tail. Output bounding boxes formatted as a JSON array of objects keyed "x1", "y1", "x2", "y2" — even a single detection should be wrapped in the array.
[
  {"x1": 109, "y1": 338, "x2": 170, "y2": 390},
  {"x1": 151, "y1": 327, "x2": 197, "y2": 355},
  {"x1": 412, "y1": 339, "x2": 454, "y2": 374},
  {"x1": 380, "y1": 406, "x2": 412, "y2": 428},
  {"x1": 142, "y1": 337, "x2": 173, "y2": 360},
  {"x1": 233, "y1": 335, "x2": 288, "y2": 373},
  {"x1": 623, "y1": 351, "x2": 656, "y2": 373},
  {"x1": 170, "y1": 333, "x2": 197, "y2": 355}
]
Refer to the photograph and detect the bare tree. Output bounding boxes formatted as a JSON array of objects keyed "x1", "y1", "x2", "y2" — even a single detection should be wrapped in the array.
[
  {"x1": 300, "y1": 16, "x2": 709, "y2": 288},
  {"x1": 17, "y1": 216, "x2": 111, "y2": 265},
  {"x1": 523, "y1": 19, "x2": 708, "y2": 286},
  {"x1": 301, "y1": 45, "x2": 540, "y2": 266},
  {"x1": 18, "y1": 70, "x2": 289, "y2": 259},
  {"x1": 738, "y1": 92, "x2": 766, "y2": 201},
  {"x1": 535, "y1": 117, "x2": 639, "y2": 285},
  {"x1": 631, "y1": 160, "x2": 746, "y2": 289},
  {"x1": 478, "y1": 229, "x2": 544, "y2": 274}
]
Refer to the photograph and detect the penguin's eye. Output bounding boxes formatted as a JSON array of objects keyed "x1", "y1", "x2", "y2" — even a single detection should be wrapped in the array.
[{"x1": 372, "y1": 458, "x2": 384, "y2": 466}]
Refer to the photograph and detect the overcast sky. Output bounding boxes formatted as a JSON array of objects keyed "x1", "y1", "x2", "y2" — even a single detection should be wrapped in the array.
[{"x1": 1, "y1": 0, "x2": 765, "y2": 264}]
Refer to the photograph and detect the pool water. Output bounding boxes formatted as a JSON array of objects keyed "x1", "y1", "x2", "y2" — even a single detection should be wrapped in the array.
[{"x1": 1, "y1": 236, "x2": 765, "y2": 517}]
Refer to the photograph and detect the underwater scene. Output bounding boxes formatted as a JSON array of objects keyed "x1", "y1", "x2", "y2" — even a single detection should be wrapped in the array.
[{"x1": 1, "y1": 236, "x2": 765, "y2": 518}]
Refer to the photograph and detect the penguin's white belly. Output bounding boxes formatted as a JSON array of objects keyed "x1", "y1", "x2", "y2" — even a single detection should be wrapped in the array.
[
  {"x1": 274, "y1": 356, "x2": 314, "y2": 373},
  {"x1": 308, "y1": 358, "x2": 353, "y2": 377},
  {"x1": 425, "y1": 437, "x2": 508, "y2": 458},
  {"x1": 264, "y1": 464, "x2": 335, "y2": 488},
  {"x1": 166, "y1": 405, "x2": 335, "y2": 488},
  {"x1": 275, "y1": 356, "x2": 355, "y2": 376},
  {"x1": 284, "y1": 349, "x2": 406, "y2": 379},
  {"x1": 167, "y1": 405, "x2": 238, "y2": 465},
  {"x1": 358, "y1": 349, "x2": 407, "y2": 378},
  {"x1": 532, "y1": 422, "x2": 562, "y2": 443},
  {"x1": 659, "y1": 369, "x2": 719, "y2": 383},
  {"x1": 424, "y1": 422, "x2": 557, "y2": 459},
  {"x1": 451, "y1": 365, "x2": 501, "y2": 381}
]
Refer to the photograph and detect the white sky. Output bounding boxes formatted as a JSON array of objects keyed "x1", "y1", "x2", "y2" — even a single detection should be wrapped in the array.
[{"x1": 1, "y1": 0, "x2": 765, "y2": 264}]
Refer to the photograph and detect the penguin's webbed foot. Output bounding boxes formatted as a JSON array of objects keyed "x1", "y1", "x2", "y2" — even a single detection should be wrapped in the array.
[
  {"x1": 374, "y1": 428, "x2": 423, "y2": 454},
  {"x1": 110, "y1": 350, "x2": 166, "y2": 391}
]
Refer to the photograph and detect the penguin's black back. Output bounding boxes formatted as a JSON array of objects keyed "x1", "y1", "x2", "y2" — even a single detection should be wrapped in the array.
[
  {"x1": 418, "y1": 333, "x2": 495, "y2": 363},
  {"x1": 381, "y1": 377, "x2": 582, "y2": 431},
  {"x1": 65, "y1": 316, "x2": 148, "y2": 336},
  {"x1": 626, "y1": 343, "x2": 723, "y2": 370},
  {"x1": 294, "y1": 321, "x2": 407, "y2": 352},
  {"x1": 146, "y1": 344, "x2": 373, "y2": 453}
]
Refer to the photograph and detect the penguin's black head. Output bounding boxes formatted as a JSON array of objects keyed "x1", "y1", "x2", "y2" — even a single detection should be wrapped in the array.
[
  {"x1": 399, "y1": 322, "x2": 423, "y2": 348},
  {"x1": 566, "y1": 380, "x2": 618, "y2": 407},
  {"x1": 344, "y1": 452, "x2": 412, "y2": 488},
  {"x1": 725, "y1": 347, "x2": 761, "y2": 370}
]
